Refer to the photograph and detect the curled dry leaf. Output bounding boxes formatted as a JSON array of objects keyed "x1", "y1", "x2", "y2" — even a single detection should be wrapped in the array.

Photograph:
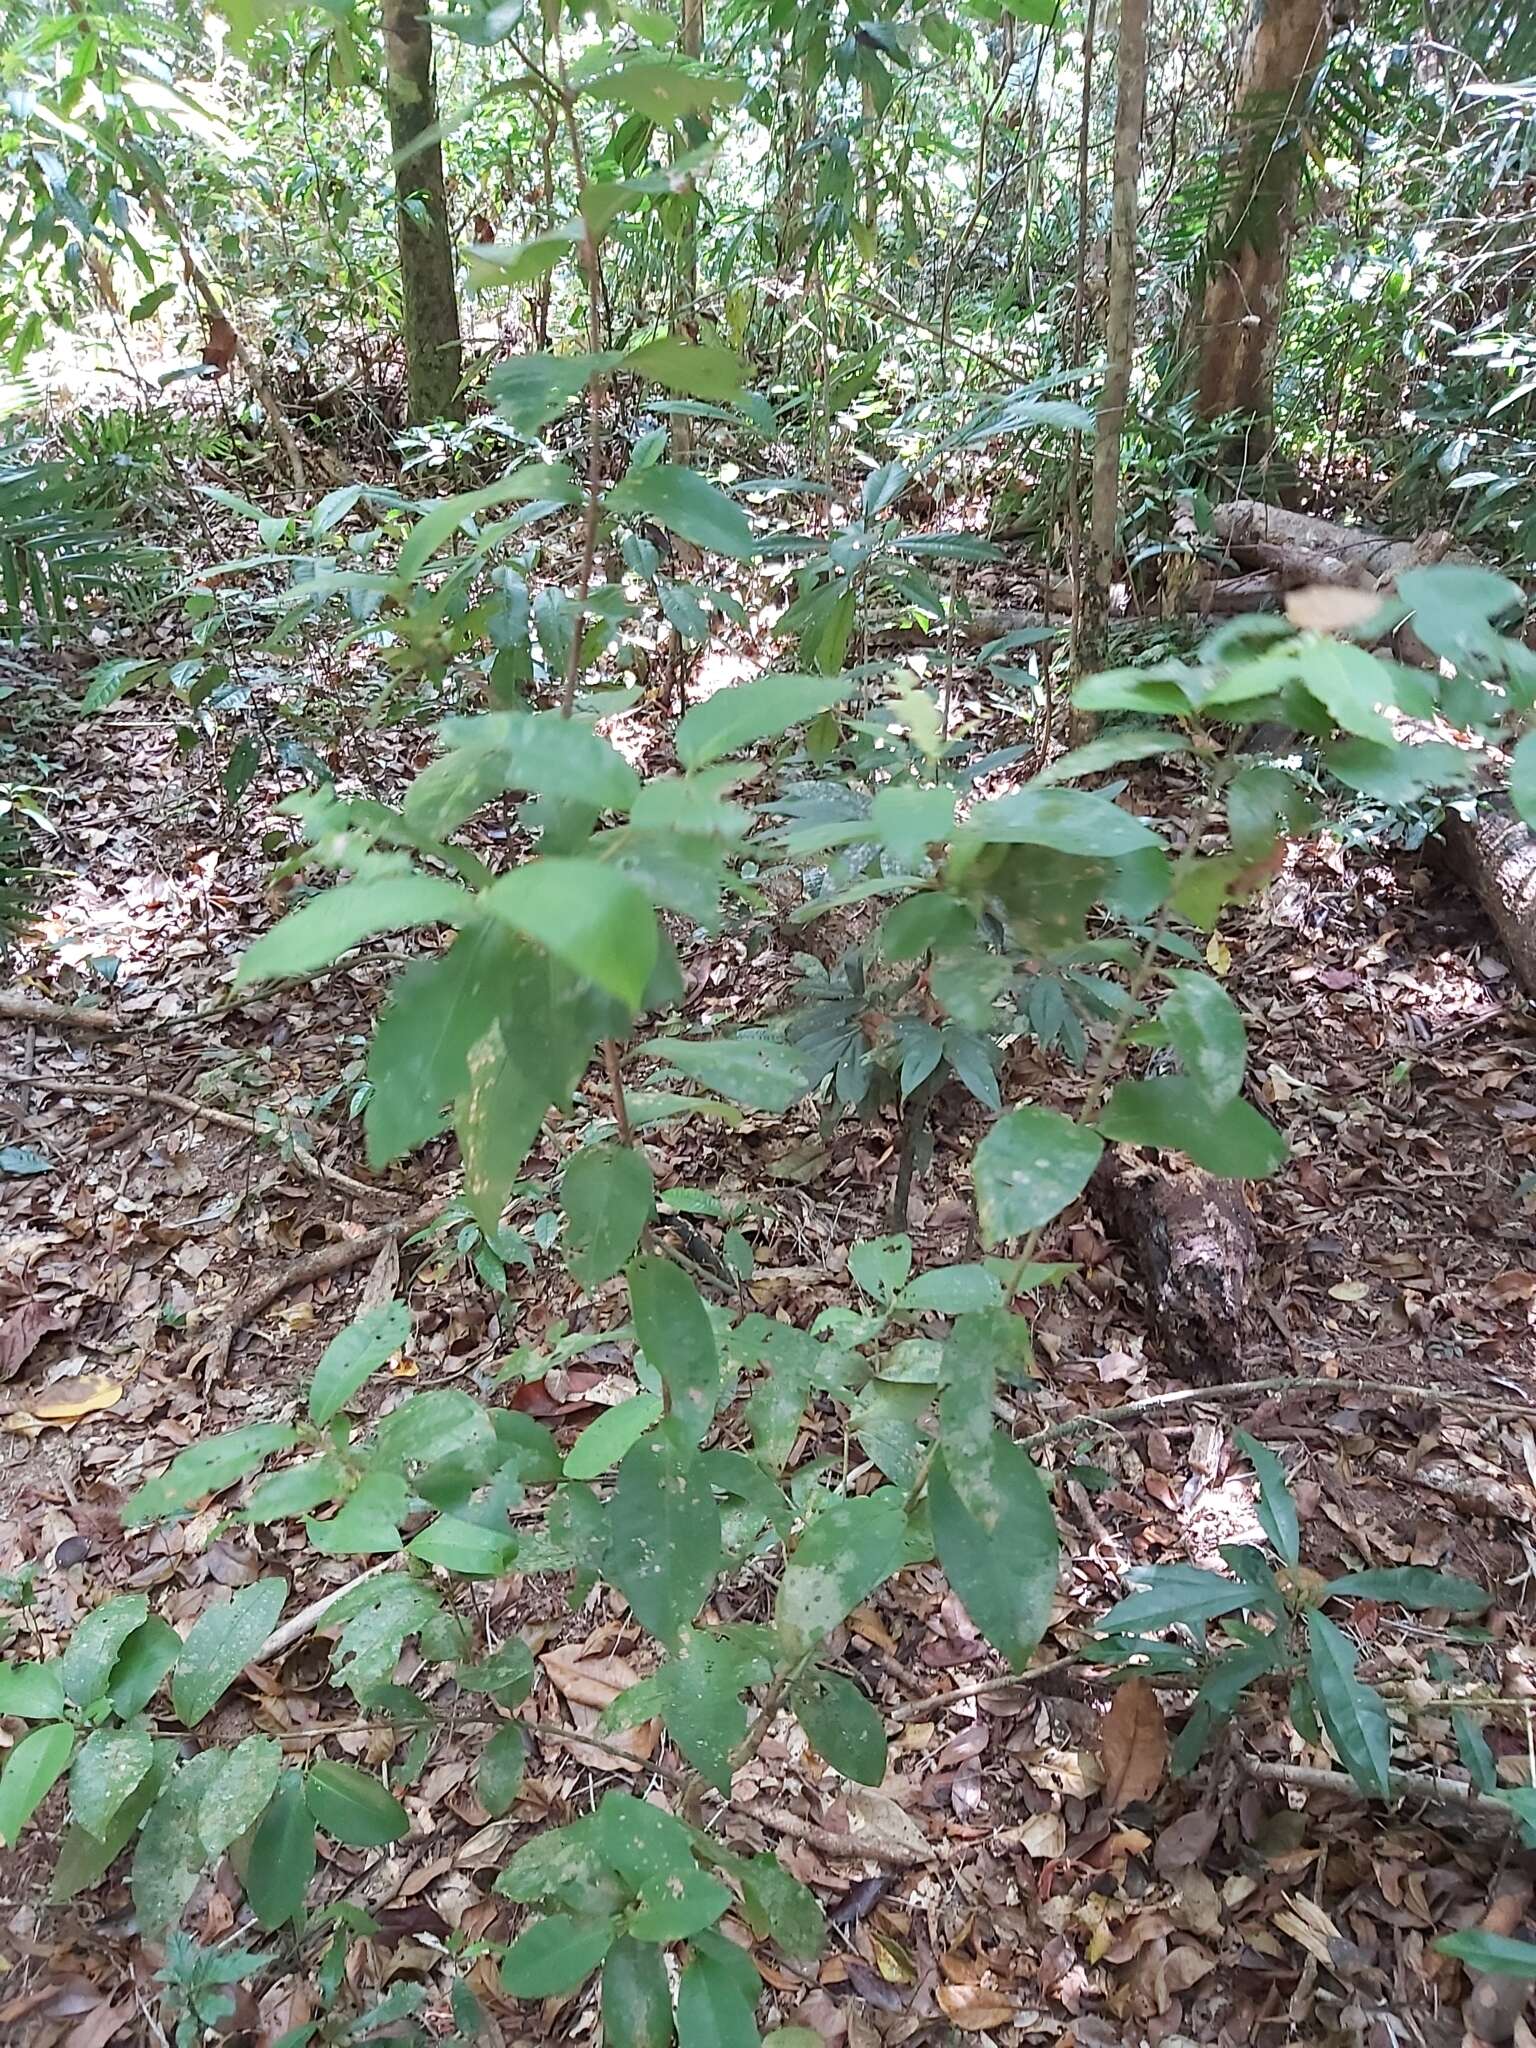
[
  {"x1": 936, "y1": 1984, "x2": 1017, "y2": 2032},
  {"x1": 1100, "y1": 1679, "x2": 1169, "y2": 1811},
  {"x1": 1283, "y1": 584, "x2": 1388, "y2": 633},
  {"x1": 2, "y1": 1373, "x2": 124, "y2": 1434}
]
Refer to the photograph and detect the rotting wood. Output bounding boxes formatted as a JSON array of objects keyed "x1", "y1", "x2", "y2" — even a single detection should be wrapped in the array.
[
  {"x1": 1091, "y1": 1150, "x2": 1257, "y2": 1382},
  {"x1": 1439, "y1": 793, "x2": 1536, "y2": 1001}
]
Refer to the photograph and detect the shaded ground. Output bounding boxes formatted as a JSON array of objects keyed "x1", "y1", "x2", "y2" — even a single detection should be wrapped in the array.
[{"x1": 1, "y1": 652, "x2": 1535, "y2": 2045}]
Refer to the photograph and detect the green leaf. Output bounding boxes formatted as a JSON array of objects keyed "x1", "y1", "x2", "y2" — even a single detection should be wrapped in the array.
[
  {"x1": 1098, "y1": 1077, "x2": 1286, "y2": 1177},
  {"x1": 483, "y1": 857, "x2": 657, "y2": 1010},
  {"x1": 1307, "y1": 1611, "x2": 1392, "y2": 1799},
  {"x1": 1397, "y1": 563, "x2": 1523, "y2": 670},
  {"x1": 961, "y1": 785, "x2": 1161, "y2": 857},
  {"x1": 131, "y1": 1749, "x2": 222, "y2": 1933},
  {"x1": 898, "y1": 1265, "x2": 1004, "y2": 1314},
  {"x1": 407, "y1": 711, "x2": 639, "y2": 834},
  {"x1": 1511, "y1": 733, "x2": 1536, "y2": 828},
  {"x1": 602, "y1": 1937, "x2": 675, "y2": 2048},
  {"x1": 1160, "y1": 971, "x2": 1247, "y2": 1107},
  {"x1": 629, "y1": 1859, "x2": 733, "y2": 1942},
  {"x1": 870, "y1": 785, "x2": 957, "y2": 869},
  {"x1": 465, "y1": 224, "x2": 583, "y2": 287},
  {"x1": 70, "y1": 1723, "x2": 155, "y2": 1840},
  {"x1": 676, "y1": 672, "x2": 859, "y2": 768},
  {"x1": 235, "y1": 876, "x2": 472, "y2": 987},
  {"x1": 644, "y1": 1035, "x2": 815, "y2": 1112},
  {"x1": 121, "y1": 1424, "x2": 300, "y2": 1527},
  {"x1": 849, "y1": 1234, "x2": 912, "y2": 1303},
  {"x1": 501, "y1": 1914, "x2": 617, "y2": 1998},
  {"x1": 564, "y1": 1394, "x2": 664, "y2": 1481},
  {"x1": 170, "y1": 1578, "x2": 289, "y2": 1727},
  {"x1": 50, "y1": 1746, "x2": 169, "y2": 1903},
  {"x1": 309, "y1": 1301, "x2": 411, "y2": 1426},
  {"x1": 606, "y1": 1421, "x2": 723, "y2": 1646},
  {"x1": 1434, "y1": 1929, "x2": 1536, "y2": 1979},
  {"x1": 365, "y1": 924, "x2": 520, "y2": 1168},
  {"x1": 243, "y1": 1455, "x2": 347, "y2": 1526},
  {"x1": 1320, "y1": 1567, "x2": 1489, "y2": 1614},
  {"x1": 792, "y1": 1669, "x2": 887, "y2": 1785},
  {"x1": 495, "y1": 1816, "x2": 608, "y2": 1902},
  {"x1": 776, "y1": 1490, "x2": 908, "y2": 1659},
  {"x1": 675, "y1": 1948, "x2": 758, "y2": 2048},
  {"x1": 488, "y1": 351, "x2": 618, "y2": 433},
  {"x1": 1235, "y1": 1433, "x2": 1299, "y2": 1568},
  {"x1": 408, "y1": 1516, "x2": 518, "y2": 1576},
  {"x1": 736, "y1": 1853, "x2": 825, "y2": 1963},
  {"x1": 477, "y1": 1723, "x2": 527, "y2": 1817},
  {"x1": 246, "y1": 1770, "x2": 316, "y2": 1929},
  {"x1": 628, "y1": 335, "x2": 749, "y2": 402},
  {"x1": 607, "y1": 464, "x2": 754, "y2": 560},
  {"x1": 0, "y1": 1721, "x2": 74, "y2": 1846},
  {"x1": 1099, "y1": 1565, "x2": 1251, "y2": 1634},
  {"x1": 579, "y1": 51, "x2": 745, "y2": 123},
  {"x1": 1279, "y1": 638, "x2": 1396, "y2": 741},
  {"x1": 1033, "y1": 728, "x2": 1192, "y2": 784},
  {"x1": 562, "y1": 1144, "x2": 654, "y2": 1289},
  {"x1": 59, "y1": 1594, "x2": 151, "y2": 1703},
  {"x1": 1072, "y1": 666, "x2": 1195, "y2": 717},
  {"x1": 973, "y1": 1105, "x2": 1103, "y2": 1246},
  {"x1": 198, "y1": 1733, "x2": 281, "y2": 1855},
  {"x1": 628, "y1": 1256, "x2": 721, "y2": 1442},
  {"x1": 0, "y1": 1661, "x2": 66, "y2": 1720},
  {"x1": 930, "y1": 1435, "x2": 1058, "y2": 1670},
  {"x1": 305, "y1": 1761, "x2": 411, "y2": 1846},
  {"x1": 107, "y1": 1617, "x2": 182, "y2": 1718}
]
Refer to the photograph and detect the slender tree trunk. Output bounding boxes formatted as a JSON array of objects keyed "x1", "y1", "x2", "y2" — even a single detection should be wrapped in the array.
[
  {"x1": 668, "y1": 0, "x2": 706, "y2": 474},
  {"x1": 1080, "y1": 0, "x2": 1148, "y2": 676},
  {"x1": 382, "y1": 0, "x2": 464, "y2": 424},
  {"x1": 1188, "y1": 0, "x2": 1331, "y2": 444}
]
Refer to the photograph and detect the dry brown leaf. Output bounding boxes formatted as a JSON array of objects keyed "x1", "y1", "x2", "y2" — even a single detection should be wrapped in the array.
[
  {"x1": 0, "y1": 1299, "x2": 66, "y2": 1381},
  {"x1": 1153, "y1": 1805, "x2": 1219, "y2": 1874},
  {"x1": 540, "y1": 1647, "x2": 657, "y2": 1770},
  {"x1": 936, "y1": 1985, "x2": 1016, "y2": 2032},
  {"x1": 1018, "y1": 1809, "x2": 1066, "y2": 1859},
  {"x1": 1100, "y1": 1678, "x2": 1168, "y2": 1810},
  {"x1": 2, "y1": 1374, "x2": 124, "y2": 1433},
  {"x1": 1283, "y1": 584, "x2": 1386, "y2": 633}
]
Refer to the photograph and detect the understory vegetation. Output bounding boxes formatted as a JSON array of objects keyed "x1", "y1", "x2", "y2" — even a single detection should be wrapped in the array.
[{"x1": 1, "y1": 0, "x2": 1536, "y2": 2043}]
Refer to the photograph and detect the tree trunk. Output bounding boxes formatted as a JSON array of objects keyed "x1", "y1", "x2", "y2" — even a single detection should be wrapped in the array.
[
  {"x1": 1081, "y1": 0, "x2": 1149, "y2": 675},
  {"x1": 383, "y1": 0, "x2": 464, "y2": 424},
  {"x1": 1188, "y1": 0, "x2": 1331, "y2": 443},
  {"x1": 669, "y1": 0, "x2": 705, "y2": 500}
]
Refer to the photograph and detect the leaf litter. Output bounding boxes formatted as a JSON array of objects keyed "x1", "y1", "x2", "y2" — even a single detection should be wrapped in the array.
[{"x1": 0, "y1": 653, "x2": 1533, "y2": 2045}]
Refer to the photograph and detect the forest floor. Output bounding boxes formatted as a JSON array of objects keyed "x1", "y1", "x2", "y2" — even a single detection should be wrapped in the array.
[{"x1": 2, "y1": 582, "x2": 1536, "y2": 2046}]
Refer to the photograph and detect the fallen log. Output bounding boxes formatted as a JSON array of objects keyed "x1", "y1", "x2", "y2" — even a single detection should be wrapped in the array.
[
  {"x1": 1092, "y1": 1151, "x2": 1258, "y2": 1382},
  {"x1": 1439, "y1": 793, "x2": 1536, "y2": 1000},
  {"x1": 1211, "y1": 499, "x2": 1471, "y2": 588}
]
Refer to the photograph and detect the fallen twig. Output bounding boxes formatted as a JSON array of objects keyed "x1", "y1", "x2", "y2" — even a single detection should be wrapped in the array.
[
  {"x1": 1017, "y1": 1374, "x2": 1527, "y2": 1453},
  {"x1": 752, "y1": 1803, "x2": 933, "y2": 1869},
  {"x1": 259, "y1": 1558, "x2": 401, "y2": 1662},
  {"x1": 171, "y1": 1201, "x2": 444, "y2": 1376},
  {"x1": 0, "y1": 1068, "x2": 397, "y2": 1209},
  {"x1": 0, "y1": 993, "x2": 125, "y2": 1035},
  {"x1": 1244, "y1": 1756, "x2": 1516, "y2": 1829}
]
